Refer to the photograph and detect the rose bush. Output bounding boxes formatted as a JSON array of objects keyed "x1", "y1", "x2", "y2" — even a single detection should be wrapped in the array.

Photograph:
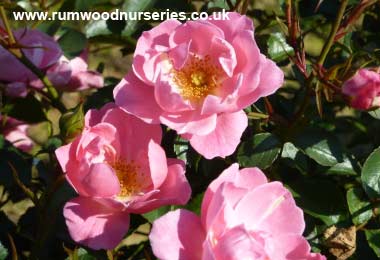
[{"x1": 0, "y1": 29, "x2": 103, "y2": 97}]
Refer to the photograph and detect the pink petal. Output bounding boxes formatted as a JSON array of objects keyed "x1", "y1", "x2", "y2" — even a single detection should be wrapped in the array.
[
  {"x1": 55, "y1": 143, "x2": 72, "y2": 172},
  {"x1": 237, "y1": 54, "x2": 284, "y2": 108},
  {"x1": 82, "y1": 163, "x2": 120, "y2": 197},
  {"x1": 211, "y1": 226, "x2": 267, "y2": 260},
  {"x1": 187, "y1": 110, "x2": 248, "y2": 159},
  {"x1": 266, "y1": 234, "x2": 313, "y2": 260},
  {"x1": 200, "y1": 75, "x2": 243, "y2": 115},
  {"x1": 14, "y1": 28, "x2": 62, "y2": 69},
  {"x1": 209, "y1": 37, "x2": 237, "y2": 77},
  {"x1": 208, "y1": 12, "x2": 254, "y2": 40},
  {"x1": 235, "y1": 182, "x2": 305, "y2": 236},
  {"x1": 149, "y1": 209, "x2": 205, "y2": 260},
  {"x1": 168, "y1": 41, "x2": 191, "y2": 70},
  {"x1": 154, "y1": 73, "x2": 193, "y2": 112},
  {"x1": 100, "y1": 106, "x2": 162, "y2": 159},
  {"x1": 4, "y1": 123, "x2": 33, "y2": 152},
  {"x1": 133, "y1": 19, "x2": 181, "y2": 83},
  {"x1": 114, "y1": 72, "x2": 163, "y2": 124},
  {"x1": 204, "y1": 186, "x2": 242, "y2": 235},
  {"x1": 201, "y1": 164, "x2": 267, "y2": 225},
  {"x1": 5, "y1": 82, "x2": 28, "y2": 97},
  {"x1": 148, "y1": 140, "x2": 168, "y2": 188},
  {"x1": 160, "y1": 112, "x2": 217, "y2": 135},
  {"x1": 128, "y1": 158, "x2": 190, "y2": 214},
  {"x1": 68, "y1": 71, "x2": 104, "y2": 91},
  {"x1": 309, "y1": 253, "x2": 327, "y2": 260},
  {"x1": 84, "y1": 103, "x2": 116, "y2": 127},
  {"x1": 169, "y1": 20, "x2": 224, "y2": 56},
  {"x1": 64, "y1": 197, "x2": 130, "y2": 250}
]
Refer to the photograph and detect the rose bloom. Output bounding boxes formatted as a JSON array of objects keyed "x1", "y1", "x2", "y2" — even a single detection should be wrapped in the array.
[
  {"x1": 114, "y1": 12, "x2": 284, "y2": 159},
  {"x1": 149, "y1": 164, "x2": 326, "y2": 260},
  {"x1": 0, "y1": 28, "x2": 103, "y2": 97},
  {"x1": 0, "y1": 28, "x2": 62, "y2": 97},
  {"x1": 55, "y1": 103, "x2": 191, "y2": 249},
  {"x1": 1, "y1": 115, "x2": 34, "y2": 152},
  {"x1": 342, "y1": 68, "x2": 380, "y2": 110},
  {"x1": 30, "y1": 52, "x2": 104, "y2": 91}
]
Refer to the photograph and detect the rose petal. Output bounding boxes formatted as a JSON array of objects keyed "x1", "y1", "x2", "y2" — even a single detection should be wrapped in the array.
[
  {"x1": 149, "y1": 209, "x2": 205, "y2": 260},
  {"x1": 64, "y1": 197, "x2": 130, "y2": 250}
]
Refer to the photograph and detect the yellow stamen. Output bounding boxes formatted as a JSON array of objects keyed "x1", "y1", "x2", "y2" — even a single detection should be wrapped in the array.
[
  {"x1": 110, "y1": 159, "x2": 141, "y2": 199},
  {"x1": 172, "y1": 55, "x2": 223, "y2": 102}
]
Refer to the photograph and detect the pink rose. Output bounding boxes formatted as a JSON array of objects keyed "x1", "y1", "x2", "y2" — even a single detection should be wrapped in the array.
[
  {"x1": 114, "y1": 12, "x2": 284, "y2": 159},
  {"x1": 30, "y1": 55, "x2": 104, "y2": 91},
  {"x1": 0, "y1": 28, "x2": 62, "y2": 83},
  {"x1": 1, "y1": 116, "x2": 34, "y2": 152},
  {"x1": 149, "y1": 164, "x2": 326, "y2": 260},
  {"x1": 342, "y1": 68, "x2": 380, "y2": 110},
  {"x1": 55, "y1": 103, "x2": 191, "y2": 249}
]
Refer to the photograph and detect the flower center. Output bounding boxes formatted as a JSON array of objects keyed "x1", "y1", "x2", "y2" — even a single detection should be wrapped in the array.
[
  {"x1": 172, "y1": 55, "x2": 223, "y2": 102},
  {"x1": 110, "y1": 159, "x2": 141, "y2": 199}
]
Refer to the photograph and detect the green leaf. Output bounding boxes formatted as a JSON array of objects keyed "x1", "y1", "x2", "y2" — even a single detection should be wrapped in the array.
[
  {"x1": 84, "y1": 84, "x2": 114, "y2": 111},
  {"x1": 121, "y1": 0, "x2": 157, "y2": 37},
  {"x1": 5, "y1": 95, "x2": 47, "y2": 123},
  {"x1": 294, "y1": 131, "x2": 345, "y2": 166},
  {"x1": 0, "y1": 135, "x2": 4, "y2": 150},
  {"x1": 143, "y1": 206, "x2": 171, "y2": 223},
  {"x1": 204, "y1": 0, "x2": 235, "y2": 10},
  {"x1": 281, "y1": 142, "x2": 308, "y2": 173},
  {"x1": 369, "y1": 108, "x2": 380, "y2": 120},
  {"x1": 174, "y1": 137, "x2": 188, "y2": 164},
  {"x1": 288, "y1": 179, "x2": 348, "y2": 225},
  {"x1": 59, "y1": 103, "x2": 84, "y2": 142},
  {"x1": 183, "y1": 193, "x2": 204, "y2": 215},
  {"x1": 85, "y1": 20, "x2": 113, "y2": 38},
  {"x1": 75, "y1": 0, "x2": 110, "y2": 11},
  {"x1": 65, "y1": 248, "x2": 97, "y2": 260},
  {"x1": 267, "y1": 32, "x2": 294, "y2": 62},
  {"x1": 346, "y1": 187, "x2": 372, "y2": 225},
  {"x1": 365, "y1": 230, "x2": 380, "y2": 257},
  {"x1": 0, "y1": 241, "x2": 8, "y2": 260},
  {"x1": 58, "y1": 29, "x2": 87, "y2": 58},
  {"x1": 326, "y1": 159, "x2": 357, "y2": 176},
  {"x1": 237, "y1": 133, "x2": 281, "y2": 169},
  {"x1": 361, "y1": 147, "x2": 380, "y2": 199}
]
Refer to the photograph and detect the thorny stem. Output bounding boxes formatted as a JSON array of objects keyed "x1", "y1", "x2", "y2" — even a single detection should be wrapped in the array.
[
  {"x1": 317, "y1": 0, "x2": 349, "y2": 67},
  {"x1": 292, "y1": 0, "x2": 349, "y2": 125},
  {"x1": 7, "y1": 162, "x2": 39, "y2": 207},
  {"x1": 16, "y1": 54, "x2": 66, "y2": 112},
  {"x1": 0, "y1": 6, "x2": 16, "y2": 45}
]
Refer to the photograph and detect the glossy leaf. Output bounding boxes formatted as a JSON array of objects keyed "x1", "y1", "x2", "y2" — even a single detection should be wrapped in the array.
[
  {"x1": 294, "y1": 131, "x2": 346, "y2": 167},
  {"x1": 237, "y1": 133, "x2": 281, "y2": 169},
  {"x1": 365, "y1": 230, "x2": 380, "y2": 258},
  {"x1": 369, "y1": 108, "x2": 380, "y2": 120},
  {"x1": 346, "y1": 187, "x2": 372, "y2": 225},
  {"x1": 361, "y1": 147, "x2": 380, "y2": 199},
  {"x1": 58, "y1": 29, "x2": 87, "y2": 58},
  {"x1": 0, "y1": 241, "x2": 8, "y2": 260},
  {"x1": 267, "y1": 32, "x2": 294, "y2": 62},
  {"x1": 288, "y1": 179, "x2": 348, "y2": 225}
]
